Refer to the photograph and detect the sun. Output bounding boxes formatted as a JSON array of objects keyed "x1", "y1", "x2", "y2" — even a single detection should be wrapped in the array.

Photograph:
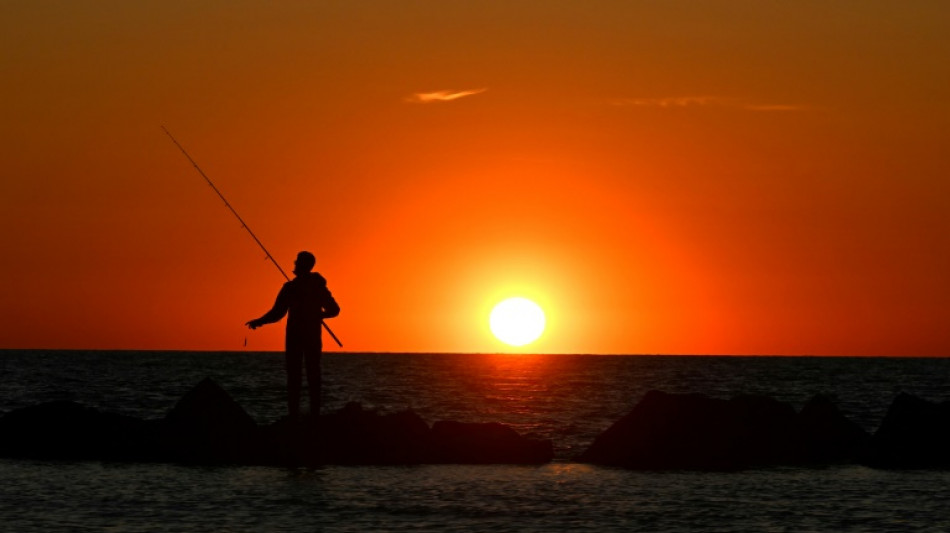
[{"x1": 489, "y1": 297, "x2": 546, "y2": 347}]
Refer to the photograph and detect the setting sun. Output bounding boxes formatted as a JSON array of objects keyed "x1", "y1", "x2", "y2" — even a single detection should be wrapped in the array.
[{"x1": 489, "y1": 297, "x2": 546, "y2": 347}]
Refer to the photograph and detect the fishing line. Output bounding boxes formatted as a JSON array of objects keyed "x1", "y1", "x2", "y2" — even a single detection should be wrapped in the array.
[{"x1": 162, "y1": 126, "x2": 343, "y2": 347}]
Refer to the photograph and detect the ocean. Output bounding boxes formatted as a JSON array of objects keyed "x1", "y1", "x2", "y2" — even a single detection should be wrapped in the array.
[{"x1": 1, "y1": 350, "x2": 949, "y2": 532}]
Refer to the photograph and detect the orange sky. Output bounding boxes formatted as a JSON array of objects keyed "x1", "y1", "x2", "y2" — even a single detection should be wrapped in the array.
[{"x1": 1, "y1": 1, "x2": 948, "y2": 355}]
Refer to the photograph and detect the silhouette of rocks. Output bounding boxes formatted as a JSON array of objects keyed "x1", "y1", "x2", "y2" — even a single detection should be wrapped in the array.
[
  {"x1": 10, "y1": 382, "x2": 949, "y2": 470},
  {"x1": 579, "y1": 390, "x2": 872, "y2": 470},
  {"x1": 430, "y1": 420, "x2": 554, "y2": 464},
  {"x1": 0, "y1": 400, "x2": 159, "y2": 461},
  {"x1": 579, "y1": 391, "x2": 792, "y2": 470},
  {"x1": 159, "y1": 377, "x2": 262, "y2": 464},
  {"x1": 865, "y1": 392, "x2": 950, "y2": 468},
  {"x1": 301, "y1": 402, "x2": 433, "y2": 465},
  {"x1": 798, "y1": 394, "x2": 871, "y2": 463},
  {"x1": 0, "y1": 378, "x2": 553, "y2": 467},
  {"x1": 260, "y1": 403, "x2": 553, "y2": 466}
]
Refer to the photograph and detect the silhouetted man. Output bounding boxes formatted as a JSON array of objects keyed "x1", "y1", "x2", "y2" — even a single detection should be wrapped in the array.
[{"x1": 246, "y1": 251, "x2": 340, "y2": 420}]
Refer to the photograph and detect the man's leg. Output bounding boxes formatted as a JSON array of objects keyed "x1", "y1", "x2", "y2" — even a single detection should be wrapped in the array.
[
  {"x1": 304, "y1": 350, "x2": 323, "y2": 417},
  {"x1": 285, "y1": 350, "x2": 304, "y2": 419}
]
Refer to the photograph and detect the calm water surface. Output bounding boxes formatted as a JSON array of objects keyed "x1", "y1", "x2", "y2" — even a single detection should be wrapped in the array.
[{"x1": 1, "y1": 351, "x2": 949, "y2": 532}]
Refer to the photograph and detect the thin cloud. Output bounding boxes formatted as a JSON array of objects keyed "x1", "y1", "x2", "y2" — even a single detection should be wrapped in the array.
[
  {"x1": 406, "y1": 88, "x2": 487, "y2": 103},
  {"x1": 611, "y1": 96, "x2": 806, "y2": 112},
  {"x1": 742, "y1": 104, "x2": 808, "y2": 112},
  {"x1": 610, "y1": 96, "x2": 723, "y2": 108}
]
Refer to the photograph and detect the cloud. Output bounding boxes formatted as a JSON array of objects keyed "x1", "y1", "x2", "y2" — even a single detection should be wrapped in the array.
[
  {"x1": 611, "y1": 96, "x2": 806, "y2": 112},
  {"x1": 406, "y1": 88, "x2": 487, "y2": 103},
  {"x1": 742, "y1": 104, "x2": 808, "y2": 112},
  {"x1": 610, "y1": 96, "x2": 723, "y2": 108}
]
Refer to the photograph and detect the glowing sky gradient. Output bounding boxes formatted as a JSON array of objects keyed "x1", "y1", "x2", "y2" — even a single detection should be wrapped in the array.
[{"x1": 1, "y1": 1, "x2": 948, "y2": 355}]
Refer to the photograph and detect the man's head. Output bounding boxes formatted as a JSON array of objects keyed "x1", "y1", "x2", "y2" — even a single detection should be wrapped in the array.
[{"x1": 293, "y1": 251, "x2": 316, "y2": 275}]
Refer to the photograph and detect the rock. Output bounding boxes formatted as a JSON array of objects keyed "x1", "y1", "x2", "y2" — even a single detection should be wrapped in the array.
[
  {"x1": 260, "y1": 403, "x2": 553, "y2": 466},
  {"x1": 798, "y1": 394, "x2": 870, "y2": 463},
  {"x1": 728, "y1": 393, "x2": 801, "y2": 466},
  {"x1": 865, "y1": 392, "x2": 950, "y2": 468},
  {"x1": 429, "y1": 420, "x2": 554, "y2": 464},
  {"x1": 309, "y1": 402, "x2": 433, "y2": 465},
  {"x1": 0, "y1": 376, "x2": 556, "y2": 466},
  {"x1": 579, "y1": 390, "x2": 868, "y2": 470},
  {"x1": 0, "y1": 400, "x2": 157, "y2": 461},
  {"x1": 159, "y1": 377, "x2": 261, "y2": 464},
  {"x1": 579, "y1": 391, "x2": 788, "y2": 469}
]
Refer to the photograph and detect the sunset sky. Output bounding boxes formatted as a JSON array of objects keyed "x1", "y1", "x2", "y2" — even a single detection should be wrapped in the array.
[{"x1": 2, "y1": 1, "x2": 948, "y2": 355}]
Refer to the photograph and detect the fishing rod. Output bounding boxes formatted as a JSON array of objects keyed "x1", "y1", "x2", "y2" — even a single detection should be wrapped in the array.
[{"x1": 162, "y1": 126, "x2": 343, "y2": 348}]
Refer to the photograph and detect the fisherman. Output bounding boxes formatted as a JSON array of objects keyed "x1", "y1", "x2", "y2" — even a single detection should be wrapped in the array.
[{"x1": 246, "y1": 251, "x2": 340, "y2": 421}]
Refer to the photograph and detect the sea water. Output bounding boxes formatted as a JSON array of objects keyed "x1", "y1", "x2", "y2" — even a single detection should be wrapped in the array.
[{"x1": 1, "y1": 351, "x2": 949, "y2": 532}]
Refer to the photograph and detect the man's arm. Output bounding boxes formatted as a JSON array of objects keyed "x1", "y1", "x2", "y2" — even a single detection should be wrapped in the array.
[
  {"x1": 246, "y1": 285, "x2": 290, "y2": 329},
  {"x1": 322, "y1": 288, "x2": 340, "y2": 319}
]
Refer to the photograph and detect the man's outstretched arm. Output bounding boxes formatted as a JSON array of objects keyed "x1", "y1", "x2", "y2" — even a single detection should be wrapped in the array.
[{"x1": 246, "y1": 286, "x2": 290, "y2": 329}]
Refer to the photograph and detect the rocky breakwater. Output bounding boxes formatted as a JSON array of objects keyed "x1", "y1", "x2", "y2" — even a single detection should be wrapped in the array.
[
  {"x1": 0, "y1": 377, "x2": 553, "y2": 467},
  {"x1": 863, "y1": 392, "x2": 950, "y2": 469},
  {"x1": 579, "y1": 389, "x2": 950, "y2": 470}
]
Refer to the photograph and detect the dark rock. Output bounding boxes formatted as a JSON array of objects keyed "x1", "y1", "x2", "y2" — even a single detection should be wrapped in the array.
[
  {"x1": 159, "y1": 377, "x2": 261, "y2": 464},
  {"x1": 430, "y1": 420, "x2": 554, "y2": 464},
  {"x1": 580, "y1": 391, "x2": 780, "y2": 469},
  {"x1": 310, "y1": 402, "x2": 433, "y2": 465},
  {"x1": 0, "y1": 378, "x2": 553, "y2": 466},
  {"x1": 865, "y1": 392, "x2": 950, "y2": 468},
  {"x1": 579, "y1": 390, "x2": 865, "y2": 470},
  {"x1": 259, "y1": 403, "x2": 553, "y2": 466},
  {"x1": 580, "y1": 391, "x2": 731, "y2": 469},
  {"x1": 728, "y1": 393, "x2": 801, "y2": 466},
  {"x1": 798, "y1": 394, "x2": 870, "y2": 463},
  {"x1": 0, "y1": 401, "x2": 158, "y2": 461}
]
